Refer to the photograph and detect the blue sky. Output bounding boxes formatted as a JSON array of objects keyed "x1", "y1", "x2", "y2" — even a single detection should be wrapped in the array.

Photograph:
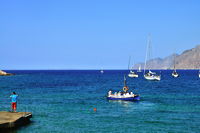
[{"x1": 1, "y1": 0, "x2": 200, "y2": 69}]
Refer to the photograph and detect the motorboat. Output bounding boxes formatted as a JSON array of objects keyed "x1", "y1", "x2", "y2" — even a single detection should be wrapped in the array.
[
  {"x1": 107, "y1": 91, "x2": 140, "y2": 101},
  {"x1": 107, "y1": 76, "x2": 140, "y2": 101}
]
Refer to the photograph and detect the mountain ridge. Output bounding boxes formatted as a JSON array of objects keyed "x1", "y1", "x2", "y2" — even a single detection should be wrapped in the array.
[{"x1": 134, "y1": 45, "x2": 200, "y2": 70}]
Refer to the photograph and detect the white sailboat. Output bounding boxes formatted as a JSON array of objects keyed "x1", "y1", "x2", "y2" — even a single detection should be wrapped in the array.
[
  {"x1": 137, "y1": 65, "x2": 142, "y2": 72},
  {"x1": 100, "y1": 69, "x2": 104, "y2": 74},
  {"x1": 172, "y1": 70, "x2": 179, "y2": 78},
  {"x1": 127, "y1": 57, "x2": 138, "y2": 78},
  {"x1": 144, "y1": 70, "x2": 161, "y2": 81},
  {"x1": 143, "y1": 36, "x2": 161, "y2": 81},
  {"x1": 198, "y1": 70, "x2": 200, "y2": 78},
  {"x1": 128, "y1": 68, "x2": 139, "y2": 78},
  {"x1": 172, "y1": 54, "x2": 179, "y2": 78}
]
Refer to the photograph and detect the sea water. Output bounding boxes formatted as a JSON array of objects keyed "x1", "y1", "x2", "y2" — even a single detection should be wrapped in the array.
[{"x1": 0, "y1": 70, "x2": 200, "y2": 133}]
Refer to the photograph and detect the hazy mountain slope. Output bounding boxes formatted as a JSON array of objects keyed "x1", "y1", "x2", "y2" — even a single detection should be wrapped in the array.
[
  {"x1": 175, "y1": 45, "x2": 200, "y2": 69},
  {"x1": 134, "y1": 45, "x2": 200, "y2": 69}
]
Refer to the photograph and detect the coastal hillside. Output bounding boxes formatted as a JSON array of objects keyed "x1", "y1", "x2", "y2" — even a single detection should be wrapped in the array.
[{"x1": 134, "y1": 45, "x2": 200, "y2": 69}]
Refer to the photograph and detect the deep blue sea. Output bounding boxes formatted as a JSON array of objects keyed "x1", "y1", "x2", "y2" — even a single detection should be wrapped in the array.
[{"x1": 1, "y1": 70, "x2": 200, "y2": 133}]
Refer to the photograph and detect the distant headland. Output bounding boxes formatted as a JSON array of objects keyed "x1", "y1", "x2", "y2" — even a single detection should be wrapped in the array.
[
  {"x1": 0, "y1": 70, "x2": 13, "y2": 76},
  {"x1": 134, "y1": 45, "x2": 200, "y2": 70}
]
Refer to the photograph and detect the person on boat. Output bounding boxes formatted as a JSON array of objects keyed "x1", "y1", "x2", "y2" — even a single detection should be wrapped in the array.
[
  {"x1": 10, "y1": 92, "x2": 18, "y2": 112},
  {"x1": 108, "y1": 90, "x2": 112, "y2": 96},
  {"x1": 117, "y1": 91, "x2": 122, "y2": 96}
]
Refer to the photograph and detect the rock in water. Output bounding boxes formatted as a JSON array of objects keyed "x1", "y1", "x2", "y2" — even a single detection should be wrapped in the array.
[{"x1": 0, "y1": 70, "x2": 13, "y2": 76}]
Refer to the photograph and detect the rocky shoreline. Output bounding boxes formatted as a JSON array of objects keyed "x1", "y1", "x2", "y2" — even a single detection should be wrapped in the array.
[{"x1": 0, "y1": 70, "x2": 13, "y2": 76}]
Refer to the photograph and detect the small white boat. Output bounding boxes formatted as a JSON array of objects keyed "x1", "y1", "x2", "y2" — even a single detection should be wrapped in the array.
[
  {"x1": 143, "y1": 35, "x2": 161, "y2": 81},
  {"x1": 127, "y1": 57, "x2": 138, "y2": 78},
  {"x1": 172, "y1": 54, "x2": 179, "y2": 78},
  {"x1": 199, "y1": 70, "x2": 200, "y2": 78},
  {"x1": 144, "y1": 70, "x2": 161, "y2": 81},
  {"x1": 172, "y1": 70, "x2": 179, "y2": 78},
  {"x1": 137, "y1": 65, "x2": 142, "y2": 72},
  {"x1": 100, "y1": 69, "x2": 104, "y2": 74},
  {"x1": 128, "y1": 70, "x2": 138, "y2": 78}
]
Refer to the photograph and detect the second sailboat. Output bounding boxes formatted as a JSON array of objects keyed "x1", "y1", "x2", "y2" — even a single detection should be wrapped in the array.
[{"x1": 143, "y1": 36, "x2": 161, "y2": 81}]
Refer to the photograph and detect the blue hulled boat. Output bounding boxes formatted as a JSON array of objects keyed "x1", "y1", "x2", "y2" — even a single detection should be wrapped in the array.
[
  {"x1": 107, "y1": 76, "x2": 140, "y2": 101},
  {"x1": 107, "y1": 94, "x2": 140, "y2": 101}
]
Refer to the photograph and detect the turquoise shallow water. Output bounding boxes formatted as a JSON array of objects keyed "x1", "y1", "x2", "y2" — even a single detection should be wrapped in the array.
[{"x1": 0, "y1": 70, "x2": 200, "y2": 133}]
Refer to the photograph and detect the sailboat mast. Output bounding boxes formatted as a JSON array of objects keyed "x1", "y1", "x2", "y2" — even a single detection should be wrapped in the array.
[
  {"x1": 144, "y1": 35, "x2": 150, "y2": 75},
  {"x1": 128, "y1": 56, "x2": 131, "y2": 73},
  {"x1": 174, "y1": 54, "x2": 176, "y2": 71},
  {"x1": 148, "y1": 36, "x2": 152, "y2": 72},
  {"x1": 124, "y1": 75, "x2": 127, "y2": 87},
  {"x1": 132, "y1": 57, "x2": 135, "y2": 71},
  {"x1": 128, "y1": 56, "x2": 131, "y2": 70}
]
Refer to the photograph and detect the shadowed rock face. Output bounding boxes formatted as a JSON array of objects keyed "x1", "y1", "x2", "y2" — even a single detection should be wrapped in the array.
[{"x1": 134, "y1": 45, "x2": 200, "y2": 70}]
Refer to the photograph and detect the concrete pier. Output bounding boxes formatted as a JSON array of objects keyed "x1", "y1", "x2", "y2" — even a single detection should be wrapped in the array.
[{"x1": 0, "y1": 111, "x2": 32, "y2": 129}]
